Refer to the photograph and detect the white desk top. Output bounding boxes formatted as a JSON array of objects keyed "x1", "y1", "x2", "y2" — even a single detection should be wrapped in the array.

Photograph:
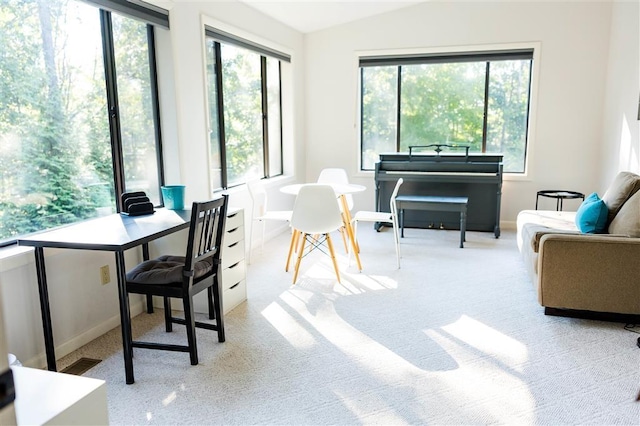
[{"x1": 13, "y1": 366, "x2": 108, "y2": 425}]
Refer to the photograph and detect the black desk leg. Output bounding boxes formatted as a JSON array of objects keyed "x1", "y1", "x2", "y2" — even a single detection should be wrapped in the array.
[
  {"x1": 34, "y1": 247, "x2": 57, "y2": 371},
  {"x1": 115, "y1": 252, "x2": 135, "y2": 384},
  {"x1": 141, "y1": 243, "x2": 154, "y2": 314},
  {"x1": 400, "y1": 209, "x2": 405, "y2": 238}
]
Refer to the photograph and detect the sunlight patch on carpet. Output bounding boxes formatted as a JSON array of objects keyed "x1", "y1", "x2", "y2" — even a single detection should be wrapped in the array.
[
  {"x1": 441, "y1": 315, "x2": 528, "y2": 369},
  {"x1": 262, "y1": 301, "x2": 317, "y2": 349}
]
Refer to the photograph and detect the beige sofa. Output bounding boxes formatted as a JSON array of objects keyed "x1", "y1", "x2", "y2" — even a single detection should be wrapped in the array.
[{"x1": 516, "y1": 172, "x2": 640, "y2": 321}]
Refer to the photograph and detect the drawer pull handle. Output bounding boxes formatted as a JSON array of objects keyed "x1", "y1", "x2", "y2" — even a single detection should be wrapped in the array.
[
  {"x1": 228, "y1": 261, "x2": 240, "y2": 269},
  {"x1": 227, "y1": 227, "x2": 239, "y2": 234},
  {"x1": 228, "y1": 242, "x2": 239, "y2": 248},
  {"x1": 230, "y1": 282, "x2": 240, "y2": 290},
  {"x1": 228, "y1": 212, "x2": 238, "y2": 218}
]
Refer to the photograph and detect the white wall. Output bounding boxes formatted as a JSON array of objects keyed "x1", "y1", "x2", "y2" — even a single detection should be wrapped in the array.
[
  {"x1": 599, "y1": 0, "x2": 640, "y2": 190},
  {"x1": 1, "y1": 0, "x2": 635, "y2": 368},
  {"x1": 0, "y1": 0, "x2": 304, "y2": 368},
  {"x1": 304, "y1": 1, "x2": 614, "y2": 222}
]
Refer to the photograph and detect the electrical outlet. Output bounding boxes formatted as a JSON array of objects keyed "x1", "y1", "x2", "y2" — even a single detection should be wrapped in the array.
[{"x1": 100, "y1": 265, "x2": 110, "y2": 285}]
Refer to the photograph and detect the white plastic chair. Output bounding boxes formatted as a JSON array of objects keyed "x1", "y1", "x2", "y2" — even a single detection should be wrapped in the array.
[
  {"x1": 287, "y1": 184, "x2": 344, "y2": 284},
  {"x1": 351, "y1": 178, "x2": 404, "y2": 268},
  {"x1": 317, "y1": 168, "x2": 353, "y2": 252},
  {"x1": 317, "y1": 168, "x2": 354, "y2": 210},
  {"x1": 247, "y1": 179, "x2": 292, "y2": 262}
]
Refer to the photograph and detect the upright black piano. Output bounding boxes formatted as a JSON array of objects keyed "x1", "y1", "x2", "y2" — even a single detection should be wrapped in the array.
[{"x1": 374, "y1": 146, "x2": 503, "y2": 237}]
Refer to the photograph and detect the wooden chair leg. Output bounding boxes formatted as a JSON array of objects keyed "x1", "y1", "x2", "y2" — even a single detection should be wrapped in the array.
[
  {"x1": 292, "y1": 234, "x2": 307, "y2": 284},
  {"x1": 163, "y1": 297, "x2": 172, "y2": 332},
  {"x1": 339, "y1": 226, "x2": 349, "y2": 253},
  {"x1": 325, "y1": 233, "x2": 341, "y2": 283},
  {"x1": 182, "y1": 295, "x2": 198, "y2": 365},
  {"x1": 286, "y1": 229, "x2": 300, "y2": 272}
]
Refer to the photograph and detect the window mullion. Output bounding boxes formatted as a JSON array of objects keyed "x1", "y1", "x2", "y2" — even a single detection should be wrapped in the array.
[
  {"x1": 482, "y1": 62, "x2": 490, "y2": 153},
  {"x1": 396, "y1": 65, "x2": 402, "y2": 152},
  {"x1": 100, "y1": 10, "x2": 126, "y2": 212},
  {"x1": 146, "y1": 25, "x2": 165, "y2": 192},
  {"x1": 261, "y1": 56, "x2": 269, "y2": 178},
  {"x1": 214, "y1": 42, "x2": 228, "y2": 189}
]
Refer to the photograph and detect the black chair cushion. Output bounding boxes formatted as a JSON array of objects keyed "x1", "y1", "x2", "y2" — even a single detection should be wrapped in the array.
[{"x1": 126, "y1": 255, "x2": 214, "y2": 285}]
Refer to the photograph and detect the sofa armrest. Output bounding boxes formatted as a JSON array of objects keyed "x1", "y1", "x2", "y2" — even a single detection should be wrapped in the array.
[
  {"x1": 537, "y1": 234, "x2": 640, "y2": 314},
  {"x1": 533, "y1": 231, "x2": 629, "y2": 252}
]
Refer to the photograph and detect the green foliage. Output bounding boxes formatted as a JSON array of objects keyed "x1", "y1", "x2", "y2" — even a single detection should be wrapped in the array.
[
  {"x1": 0, "y1": 0, "x2": 120, "y2": 241},
  {"x1": 361, "y1": 59, "x2": 532, "y2": 172},
  {"x1": 220, "y1": 44, "x2": 264, "y2": 186}
]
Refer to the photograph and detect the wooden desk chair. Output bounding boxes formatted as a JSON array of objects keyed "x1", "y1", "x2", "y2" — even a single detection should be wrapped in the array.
[{"x1": 125, "y1": 195, "x2": 228, "y2": 369}]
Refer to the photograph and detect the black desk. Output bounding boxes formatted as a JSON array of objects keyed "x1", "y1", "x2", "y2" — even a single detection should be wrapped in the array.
[{"x1": 17, "y1": 208, "x2": 191, "y2": 384}]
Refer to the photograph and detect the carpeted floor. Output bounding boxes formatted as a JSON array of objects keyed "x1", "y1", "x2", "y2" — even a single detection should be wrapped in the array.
[{"x1": 58, "y1": 225, "x2": 640, "y2": 425}]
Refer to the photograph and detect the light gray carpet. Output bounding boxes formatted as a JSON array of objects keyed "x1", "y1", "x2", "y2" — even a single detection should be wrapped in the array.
[{"x1": 59, "y1": 226, "x2": 640, "y2": 425}]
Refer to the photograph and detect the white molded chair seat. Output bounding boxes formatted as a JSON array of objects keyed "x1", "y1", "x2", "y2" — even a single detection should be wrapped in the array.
[
  {"x1": 287, "y1": 184, "x2": 344, "y2": 284},
  {"x1": 352, "y1": 178, "x2": 404, "y2": 268}
]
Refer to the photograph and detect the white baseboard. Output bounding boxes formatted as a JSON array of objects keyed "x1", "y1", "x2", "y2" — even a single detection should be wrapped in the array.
[{"x1": 23, "y1": 300, "x2": 145, "y2": 369}]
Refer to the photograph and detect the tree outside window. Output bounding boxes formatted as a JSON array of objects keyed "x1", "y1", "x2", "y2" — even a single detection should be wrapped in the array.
[
  {"x1": 0, "y1": 0, "x2": 162, "y2": 245},
  {"x1": 360, "y1": 51, "x2": 533, "y2": 173},
  {"x1": 205, "y1": 33, "x2": 284, "y2": 190}
]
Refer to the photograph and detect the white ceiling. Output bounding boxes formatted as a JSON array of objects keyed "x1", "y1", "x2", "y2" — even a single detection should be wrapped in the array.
[
  {"x1": 153, "y1": 1, "x2": 425, "y2": 34},
  {"x1": 238, "y1": 1, "x2": 424, "y2": 33}
]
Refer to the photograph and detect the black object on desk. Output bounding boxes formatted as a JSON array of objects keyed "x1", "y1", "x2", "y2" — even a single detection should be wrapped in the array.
[
  {"x1": 17, "y1": 208, "x2": 192, "y2": 384},
  {"x1": 535, "y1": 190, "x2": 585, "y2": 211}
]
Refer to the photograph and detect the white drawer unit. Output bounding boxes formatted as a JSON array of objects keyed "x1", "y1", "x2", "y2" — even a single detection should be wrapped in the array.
[{"x1": 220, "y1": 208, "x2": 247, "y2": 313}]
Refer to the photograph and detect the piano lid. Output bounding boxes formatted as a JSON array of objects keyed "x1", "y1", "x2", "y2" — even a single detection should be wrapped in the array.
[{"x1": 379, "y1": 144, "x2": 503, "y2": 164}]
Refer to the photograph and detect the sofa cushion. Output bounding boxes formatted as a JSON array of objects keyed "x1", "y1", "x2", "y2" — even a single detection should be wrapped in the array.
[
  {"x1": 601, "y1": 171, "x2": 640, "y2": 224},
  {"x1": 516, "y1": 210, "x2": 579, "y2": 252},
  {"x1": 608, "y1": 189, "x2": 640, "y2": 237},
  {"x1": 575, "y1": 192, "x2": 608, "y2": 233}
]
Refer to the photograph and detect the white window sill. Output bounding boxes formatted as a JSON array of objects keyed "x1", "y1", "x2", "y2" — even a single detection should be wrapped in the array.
[{"x1": 0, "y1": 244, "x2": 35, "y2": 273}]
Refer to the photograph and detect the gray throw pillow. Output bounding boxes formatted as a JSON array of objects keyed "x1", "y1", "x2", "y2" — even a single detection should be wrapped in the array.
[
  {"x1": 601, "y1": 171, "x2": 640, "y2": 224},
  {"x1": 608, "y1": 189, "x2": 640, "y2": 237}
]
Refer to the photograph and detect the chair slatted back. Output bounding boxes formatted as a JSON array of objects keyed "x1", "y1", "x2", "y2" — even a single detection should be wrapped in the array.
[{"x1": 184, "y1": 195, "x2": 228, "y2": 282}]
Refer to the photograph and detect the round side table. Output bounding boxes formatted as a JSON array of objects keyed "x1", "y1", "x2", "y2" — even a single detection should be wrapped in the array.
[{"x1": 535, "y1": 190, "x2": 585, "y2": 211}]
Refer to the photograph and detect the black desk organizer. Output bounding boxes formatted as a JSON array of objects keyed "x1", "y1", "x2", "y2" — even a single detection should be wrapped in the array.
[{"x1": 121, "y1": 191, "x2": 154, "y2": 216}]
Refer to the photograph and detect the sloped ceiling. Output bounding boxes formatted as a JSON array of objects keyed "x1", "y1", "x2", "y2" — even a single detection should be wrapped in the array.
[{"x1": 149, "y1": 0, "x2": 425, "y2": 33}]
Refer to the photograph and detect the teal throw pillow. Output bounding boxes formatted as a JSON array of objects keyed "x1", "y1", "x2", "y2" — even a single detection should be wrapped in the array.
[{"x1": 575, "y1": 192, "x2": 608, "y2": 233}]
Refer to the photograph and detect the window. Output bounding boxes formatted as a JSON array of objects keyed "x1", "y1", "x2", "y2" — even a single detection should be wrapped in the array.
[
  {"x1": 360, "y1": 50, "x2": 533, "y2": 173},
  {"x1": 205, "y1": 28, "x2": 287, "y2": 190},
  {"x1": 0, "y1": 0, "x2": 164, "y2": 246}
]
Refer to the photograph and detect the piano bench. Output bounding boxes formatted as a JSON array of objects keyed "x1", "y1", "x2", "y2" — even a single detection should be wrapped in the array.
[{"x1": 395, "y1": 195, "x2": 469, "y2": 248}]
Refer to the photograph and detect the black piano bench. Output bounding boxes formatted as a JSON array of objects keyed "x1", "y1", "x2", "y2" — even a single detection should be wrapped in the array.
[{"x1": 395, "y1": 195, "x2": 468, "y2": 248}]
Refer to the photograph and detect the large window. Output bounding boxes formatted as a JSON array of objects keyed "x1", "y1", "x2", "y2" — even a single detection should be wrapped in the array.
[
  {"x1": 0, "y1": 0, "x2": 164, "y2": 246},
  {"x1": 360, "y1": 50, "x2": 533, "y2": 173},
  {"x1": 205, "y1": 28, "x2": 286, "y2": 190}
]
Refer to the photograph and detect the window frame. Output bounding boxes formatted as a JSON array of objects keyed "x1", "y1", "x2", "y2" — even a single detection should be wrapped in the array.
[
  {"x1": 358, "y1": 47, "x2": 536, "y2": 175},
  {"x1": 0, "y1": 1, "x2": 165, "y2": 247},
  {"x1": 204, "y1": 27, "x2": 287, "y2": 190}
]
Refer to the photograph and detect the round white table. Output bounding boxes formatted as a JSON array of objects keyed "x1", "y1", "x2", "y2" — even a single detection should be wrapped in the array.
[
  {"x1": 280, "y1": 183, "x2": 366, "y2": 271},
  {"x1": 280, "y1": 182, "x2": 366, "y2": 196}
]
